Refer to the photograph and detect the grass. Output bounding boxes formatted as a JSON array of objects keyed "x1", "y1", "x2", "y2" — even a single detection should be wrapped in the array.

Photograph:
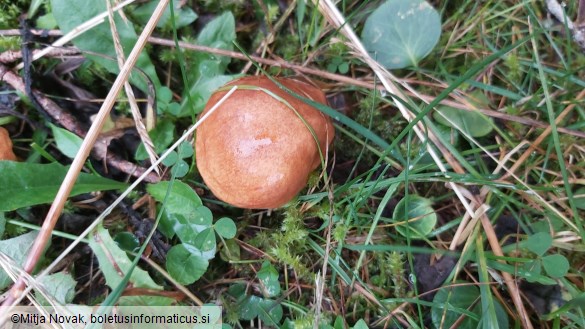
[{"x1": 0, "y1": 0, "x2": 584, "y2": 328}]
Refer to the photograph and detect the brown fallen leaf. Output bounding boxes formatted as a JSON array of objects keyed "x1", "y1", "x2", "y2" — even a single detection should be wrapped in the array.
[{"x1": 0, "y1": 127, "x2": 16, "y2": 161}]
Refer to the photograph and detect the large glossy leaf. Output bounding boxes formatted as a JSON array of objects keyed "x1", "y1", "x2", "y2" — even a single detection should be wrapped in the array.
[
  {"x1": 50, "y1": 0, "x2": 161, "y2": 92},
  {"x1": 361, "y1": 0, "x2": 441, "y2": 69},
  {"x1": 0, "y1": 162, "x2": 126, "y2": 211}
]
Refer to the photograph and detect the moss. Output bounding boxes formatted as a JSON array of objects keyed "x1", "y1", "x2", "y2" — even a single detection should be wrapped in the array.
[
  {"x1": 0, "y1": 37, "x2": 20, "y2": 52},
  {"x1": 0, "y1": 1, "x2": 28, "y2": 29}
]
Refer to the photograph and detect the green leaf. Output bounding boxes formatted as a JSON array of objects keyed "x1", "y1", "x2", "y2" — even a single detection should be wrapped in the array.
[
  {"x1": 327, "y1": 62, "x2": 337, "y2": 73},
  {"x1": 157, "y1": 86, "x2": 173, "y2": 106},
  {"x1": 161, "y1": 151, "x2": 179, "y2": 166},
  {"x1": 361, "y1": 0, "x2": 441, "y2": 69},
  {"x1": 36, "y1": 13, "x2": 57, "y2": 29},
  {"x1": 431, "y1": 282, "x2": 508, "y2": 329},
  {"x1": 197, "y1": 12, "x2": 236, "y2": 57},
  {"x1": 392, "y1": 195, "x2": 437, "y2": 239},
  {"x1": 338, "y1": 61, "x2": 350, "y2": 74},
  {"x1": 147, "y1": 180, "x2": 202, "y2": 210},
  {"x1": 488, "y1": 259, "x2": 556, "y2": 285},
  {"x1": 214, "y1": 217, "x2": 236, "y2": 239},
  {"x1": 179, "y1": 12, "x2": 236, "y2": 116},
  {"x1": 521, "y1": 260, "x2": 542, "y2": 283},
  {"x1": 352, "y1": 319, "x2": 369, "y2": 329},
  {"x1": 166, "y1": 244, "x2": 209, "y2": 285},
  {"x1": 174, "y1": 214, "x2": 201, "y2": 245},
  {"x1": 50, "y1": 0, "x2": 160, "y2": 93},
  {"x1": 177, "y1": 141, "x2": 194, "y2": 158},
  {"x1": 192, "y1": 227, "x2": 216, "y2": 252},
  {"x1": 135, "y1": 120, "x2": 175, "y2": 161},
  {"x1": 28, "y1": 0, "x2": 44, "y2": 17},
  {"x1": 333, "y1": 316, "x2": 345, "y2": 329},
  {"x1": 257, "y1": 299, "x2": 283, "y2": 326},
  {"x1": 433, "y1": 106, "x2": 494, "y2": 137},
  {"x1": 49, "y1": 124, "x2": 83, "y2": 158},
  {"x1": 239, "y1": 295, "x2": 261, "y2": 320},
  {"x1": 88, "y1": 226, "x2": 171, "y2": 306},
  {"x1": 133, "y1": 0, "x2": 197, "y2": 29},
  {"x1": 220, "y1": 238, "x2": 241, "y2": 262},
  {"x1": 165, "y1": 102, "x2": 182, "y2": 116},
  {"x1": 170, "y1": 159, "x2": 189, "y2": 178},
  {"x1": 180, "y1": 74, "x2": 235, "y2": 116},
  {"x1": 148, "y1": 181, "x2": 212, "y2": 241},
  {"x1": 524, "y1": 232, "x2": 552, "y2": 256},
  {"x1": 190, "y1": 205, "x2": 213, "y2": 226},
  {"x1": 0, "y1": 162, "x2": 126, "y2": 212},
  {"x1": 257, "y1": 261, "x2": 281, "y2": 298},
  {"x1": 36, "y1": 272, "x2": 76, "y2": 306},
  {"x1": 0, "y1": 232, "x2": 39, "y2": 289},
  {"x1": 542, "y1": 254, "x2": 569, "y2": 278},
  {"x1": 114, "y1": 232, "x2": 140, "y2": 253}
]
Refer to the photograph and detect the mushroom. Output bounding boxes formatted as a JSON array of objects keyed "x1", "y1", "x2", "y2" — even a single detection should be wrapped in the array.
[{"x1": 195, "y1": 76, "x2": 334, "y2": 209}]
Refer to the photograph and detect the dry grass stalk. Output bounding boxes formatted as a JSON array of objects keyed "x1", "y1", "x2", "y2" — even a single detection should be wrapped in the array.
[
  {"x1": 105, "y1": 0, "x2": 159, "y2": 174},
  {"x1": 312, "y1": 1, "x2": 534, "y2": 327}
]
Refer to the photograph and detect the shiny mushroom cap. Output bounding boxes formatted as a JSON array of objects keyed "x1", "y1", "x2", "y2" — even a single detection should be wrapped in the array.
[{"x1": 195, "y1": 76, "x2": 334, "y2": 209}]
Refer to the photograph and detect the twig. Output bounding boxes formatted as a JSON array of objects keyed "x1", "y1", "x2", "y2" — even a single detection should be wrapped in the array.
[{"x1": 0, "y1": 47, "x2": 79, "y2": 63}]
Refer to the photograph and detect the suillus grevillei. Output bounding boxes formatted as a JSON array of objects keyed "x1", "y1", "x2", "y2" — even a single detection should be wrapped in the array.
[{"x1": 195, "y1": 76, "x2": 334, "y2": 209}]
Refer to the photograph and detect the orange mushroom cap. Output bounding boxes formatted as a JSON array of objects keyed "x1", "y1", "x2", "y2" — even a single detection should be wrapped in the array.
[{"x1": 195, "y1": 76, "x2": 334, "y2": 209}]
